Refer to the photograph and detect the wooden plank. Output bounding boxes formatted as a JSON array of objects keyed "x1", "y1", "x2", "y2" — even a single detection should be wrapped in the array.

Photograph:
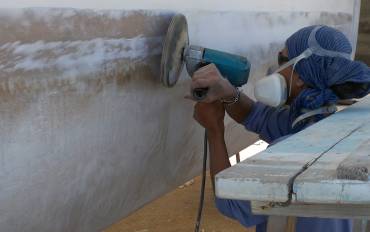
[
  {"x1": 251, "y1": 201, "x2": 370, "y2": 219},
  {"x1": 294, "y1": 124, "x2": 370, "y2": 204},
  {"x1": 216, "y1": 95, "x2": 370, "y2": 203},
  {"x1": 236, "y1": 152, "x2": 241, "y2": 163},
  {"x1": 337, "y1": 139, "x2": 370, "y2": 181}
]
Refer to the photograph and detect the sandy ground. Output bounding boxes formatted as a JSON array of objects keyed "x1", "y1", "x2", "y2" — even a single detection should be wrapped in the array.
[
  {"x1": 105, "y1": 3, "x2": 370, "y2": 232},
  {"x1": 104, "y1": 174, "x2": 255, "y2": 232},
  {"x1": 104, "y1": 142, "x2": 268, "y2": 232}
]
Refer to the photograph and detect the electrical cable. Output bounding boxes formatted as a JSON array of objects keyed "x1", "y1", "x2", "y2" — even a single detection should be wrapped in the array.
[{"x1": 194, "y1": 130, "x2": 208, "y2": 232}]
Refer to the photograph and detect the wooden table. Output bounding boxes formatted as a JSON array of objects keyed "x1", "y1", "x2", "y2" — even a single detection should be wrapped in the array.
[{"x1": 216, "y1": 95, "x2": 370, "y2": 220}]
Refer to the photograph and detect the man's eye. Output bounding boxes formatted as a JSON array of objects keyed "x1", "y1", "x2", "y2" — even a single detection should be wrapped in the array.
[{"x1": 278, "y1": 52, "x2": 290, "y2": 66}]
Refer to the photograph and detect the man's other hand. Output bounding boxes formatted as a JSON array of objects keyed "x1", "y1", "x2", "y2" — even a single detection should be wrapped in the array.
[{"x1": 193, "y1": 101, "x2": 225, "y2": 133}]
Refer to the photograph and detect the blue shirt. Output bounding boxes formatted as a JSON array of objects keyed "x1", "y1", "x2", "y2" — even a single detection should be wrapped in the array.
[{"x1": 215, "y1": 102, "x2": 352, "y2": 232}]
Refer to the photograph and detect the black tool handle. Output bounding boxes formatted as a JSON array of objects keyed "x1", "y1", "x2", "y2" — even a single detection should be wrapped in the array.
[
  {"x1": 192, "y1": 88, "x2": 209, "y2": 101},
  {"x1": 190, "y1": 60, "x2": 211, "y2": 101}
]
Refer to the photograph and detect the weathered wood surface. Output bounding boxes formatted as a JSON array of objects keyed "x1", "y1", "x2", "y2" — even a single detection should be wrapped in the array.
[
  {"x1": 252, "y1": 201, "x2": 370, "y2": 219},
  {"x1": 216, "y1": 95, "x2": 370, "y2": 207},
  {"x1": 294, "y1": 126, "x2": 370, "y2": 204},
  {"x1": 337, "y1": 139, "x2": 370, "y2": 181},
  {"x1": 0, "y1": 1, "x2": 361, "y2": 231}
]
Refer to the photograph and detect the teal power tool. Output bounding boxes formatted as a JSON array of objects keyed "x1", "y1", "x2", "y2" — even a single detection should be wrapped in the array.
[
  {"x1": 160, "y1": 14, "x2": 251, "y2": 100},
  {"x1": 159, "y1": 13, "x2": 251, "y2": 232}
]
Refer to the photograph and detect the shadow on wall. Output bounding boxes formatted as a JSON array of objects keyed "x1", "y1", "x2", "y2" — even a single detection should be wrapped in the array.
[{"x1": 356, "y1": 0, "x2": 370, "y2": 65}]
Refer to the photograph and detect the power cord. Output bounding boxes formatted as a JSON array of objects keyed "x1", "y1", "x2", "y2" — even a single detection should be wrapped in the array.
[{"x1": 194, "y1": 130, "x2": 208, "y2": 232}]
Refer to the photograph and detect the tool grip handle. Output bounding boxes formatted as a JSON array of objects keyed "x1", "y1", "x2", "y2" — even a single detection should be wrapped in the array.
[{"x1": 192, "y1": 88, "x2": 209, "y2": 101}]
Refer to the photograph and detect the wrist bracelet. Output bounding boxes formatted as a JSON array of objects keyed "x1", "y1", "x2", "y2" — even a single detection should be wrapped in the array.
[{"x1": 221, "y1": 88, "x2": 241, "y2": 106}]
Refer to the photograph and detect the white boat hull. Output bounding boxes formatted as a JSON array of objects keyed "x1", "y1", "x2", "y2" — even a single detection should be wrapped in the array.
[{"x1": 0, "y1": 1, "x2": 361, "y2": 231}]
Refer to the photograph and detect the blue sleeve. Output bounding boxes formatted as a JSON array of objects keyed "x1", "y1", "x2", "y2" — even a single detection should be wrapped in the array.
[
  {"x1": 243, "y1": 102, "x2": 293, "y2": 143},
  {"x1": 296, "y1": 217, "x2": 352, "y2": 232},
  {"x1": 215, "y1": 197, "x2": 267, "y2": 229}
]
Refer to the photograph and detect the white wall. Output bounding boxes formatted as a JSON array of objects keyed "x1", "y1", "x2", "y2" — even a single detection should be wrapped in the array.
[{"x1": 1, "y1": 0, "x2": 357, "y2": 13}]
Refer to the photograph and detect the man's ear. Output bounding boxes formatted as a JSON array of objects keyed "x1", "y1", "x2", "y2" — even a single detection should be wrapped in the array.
[{"x1": 295, "y1": 75, "x2": 305, "y2": 88}]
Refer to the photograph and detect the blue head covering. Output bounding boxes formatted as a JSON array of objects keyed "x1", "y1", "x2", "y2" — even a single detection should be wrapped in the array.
[{"x1": 285, "y1": 25, "x2": 370, "y2": 127}]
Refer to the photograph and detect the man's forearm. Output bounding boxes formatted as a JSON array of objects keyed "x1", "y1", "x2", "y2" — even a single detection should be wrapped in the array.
[
  {"x1": 225, "y1": 93, "x2": 255, "y2": 123},
  {"x1": 208, "y1": 127, "x2": 231, "y2": 191},
  {"x1": 206, "y1": 94, "x2": 254, "y2": 191}
]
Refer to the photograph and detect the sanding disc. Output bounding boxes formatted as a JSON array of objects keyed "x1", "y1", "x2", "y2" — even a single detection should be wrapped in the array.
[{"x1": 160, "y1": 14, "x2": 189, "y2": 87}]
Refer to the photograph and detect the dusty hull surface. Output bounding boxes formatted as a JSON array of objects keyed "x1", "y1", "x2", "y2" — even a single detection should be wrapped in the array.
[{"x1": 0, "y1": 1, "x2": 361, "y2": 231}]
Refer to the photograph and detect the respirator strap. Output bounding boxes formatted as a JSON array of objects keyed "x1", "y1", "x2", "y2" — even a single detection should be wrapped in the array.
[{"x1": 292, "y1": 105, "x2": 337, "y2": 129}]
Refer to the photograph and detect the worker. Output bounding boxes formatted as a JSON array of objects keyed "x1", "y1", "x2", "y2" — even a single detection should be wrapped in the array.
[{"x1": 187, "y1": 25, "x2": 370, "y2": 232}]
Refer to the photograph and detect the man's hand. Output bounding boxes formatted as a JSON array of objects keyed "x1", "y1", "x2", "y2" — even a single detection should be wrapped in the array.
[
  {"x1": 193, "y1": 101, "x2": 230, "y2": 190},
  {"x1": 187, "y1": 64, "x2": 236, "y2": 103},
  {"x1": 193, "y1": 101, "x2": 225, "y2": 133}
]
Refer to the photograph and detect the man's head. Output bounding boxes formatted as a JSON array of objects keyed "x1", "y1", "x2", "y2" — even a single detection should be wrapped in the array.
[{"x1": 276, "y1": 25, "x2": 370, "y2": 110}]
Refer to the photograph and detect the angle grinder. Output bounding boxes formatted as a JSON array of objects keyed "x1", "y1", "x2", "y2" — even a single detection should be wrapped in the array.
[
  {"x1": 160, "y1": 13, "x2": 251, "y2": 100},
  {"x1": 159, "y1": 13, "x2": 252, "y2": 232}
]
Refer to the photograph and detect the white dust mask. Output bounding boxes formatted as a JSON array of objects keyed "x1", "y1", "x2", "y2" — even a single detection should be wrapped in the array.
[
  {"x1": 254, "y1": 43, "x2": 310, "y2": 107},
  {"x1": 254, "y1": 73, "x2": 287, "y2": 107}
]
